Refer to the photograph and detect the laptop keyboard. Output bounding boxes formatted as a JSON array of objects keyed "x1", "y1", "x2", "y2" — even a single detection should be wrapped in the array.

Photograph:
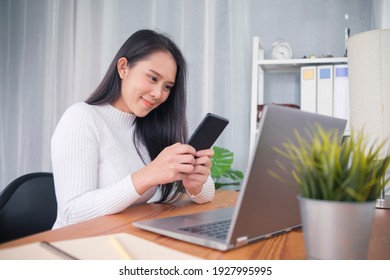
[{"x1": 178, "y1": 219, "x2": 231, "y2": 240}]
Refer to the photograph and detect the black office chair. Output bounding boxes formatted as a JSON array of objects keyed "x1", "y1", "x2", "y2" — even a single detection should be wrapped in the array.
[{"x1": 0, "y1": 172, "x2": 57, "y2": 243}]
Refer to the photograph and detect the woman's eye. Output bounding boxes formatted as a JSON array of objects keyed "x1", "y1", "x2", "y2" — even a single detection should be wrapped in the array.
[
  {"x1": 164, "y1": 85, "x2": 172, "y2": 91},
  {"x1": 149, "y1": 75, "x2": 157, "y2": 82}
]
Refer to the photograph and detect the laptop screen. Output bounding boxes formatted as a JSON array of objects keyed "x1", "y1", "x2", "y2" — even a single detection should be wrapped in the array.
[{"x1": 228, "y1": 105, "x2": 347, "y2": 245}]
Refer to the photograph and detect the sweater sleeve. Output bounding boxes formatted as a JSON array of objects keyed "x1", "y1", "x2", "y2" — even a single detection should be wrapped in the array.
[
  {"x1": 186, "y1": 176, "x2": 215, "y2": 204},
  {"x1": 51, "y1": 104, "x2": 141, "y2": 227}
]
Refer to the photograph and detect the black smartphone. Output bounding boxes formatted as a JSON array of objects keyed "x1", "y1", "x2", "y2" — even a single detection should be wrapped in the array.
[{"x1": 187, "y1": 113, "x2": 229, "y2": 151}]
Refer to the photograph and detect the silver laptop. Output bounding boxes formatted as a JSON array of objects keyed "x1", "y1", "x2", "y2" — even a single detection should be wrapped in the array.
[{"x1": 133, "y1": 105, "x2": 347, "y2": 251}]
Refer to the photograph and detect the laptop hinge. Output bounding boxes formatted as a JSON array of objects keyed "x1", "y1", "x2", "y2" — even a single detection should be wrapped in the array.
[{"x1": 235, "y1": 236, "x2": 248, "y2": 247}]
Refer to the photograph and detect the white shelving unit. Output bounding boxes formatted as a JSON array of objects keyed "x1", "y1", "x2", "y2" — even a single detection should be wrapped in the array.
[{"x1": 250, "y1": 36, "x2": 348, "y2": 155}]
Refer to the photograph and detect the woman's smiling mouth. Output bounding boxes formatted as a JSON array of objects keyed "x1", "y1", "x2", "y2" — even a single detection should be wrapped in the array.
[{"x1": 142, "y1": 97, "x2": 155, "y2": 108}]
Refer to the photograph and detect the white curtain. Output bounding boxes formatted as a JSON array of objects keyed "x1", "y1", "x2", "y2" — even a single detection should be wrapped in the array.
[{"x1": 0, "y1": 0, "x2": 252, "y2": 190}]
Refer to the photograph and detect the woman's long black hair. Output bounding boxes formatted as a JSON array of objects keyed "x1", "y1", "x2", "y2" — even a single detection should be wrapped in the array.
[{"x1": 85, "y1": 29, "x2": 188, "y2": 202}]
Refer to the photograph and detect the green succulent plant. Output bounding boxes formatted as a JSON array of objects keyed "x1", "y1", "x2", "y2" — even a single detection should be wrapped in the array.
[
  {"x1": 271, "y1": 125, "x2": 390, "y2": 202},
  {"x1": 210, "y1": 146, "x2": 244, "y2": 190}
]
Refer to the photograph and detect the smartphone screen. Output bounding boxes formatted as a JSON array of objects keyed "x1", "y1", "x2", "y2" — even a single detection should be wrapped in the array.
[{"x1": 187, "y1": 113, "x2": 229, "y2": 151}]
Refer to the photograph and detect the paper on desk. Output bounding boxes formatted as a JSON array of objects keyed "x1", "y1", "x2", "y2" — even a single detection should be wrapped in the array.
[{"x1": 0, "y1": 233, "x2": 201, "y2": 260}]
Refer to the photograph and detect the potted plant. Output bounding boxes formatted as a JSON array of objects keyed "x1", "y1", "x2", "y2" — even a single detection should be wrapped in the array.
[
  {"x1": 273, "y1": 125, "x2": 390, "y2": 259},
  {"x1": 210, "y1": 146, "x2": 244, "y2": 190}
]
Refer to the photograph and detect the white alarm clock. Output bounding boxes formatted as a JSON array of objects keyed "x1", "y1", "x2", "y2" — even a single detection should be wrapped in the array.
[{"x1": 272, "y1": 40, "x2": 293, "y2": 59}]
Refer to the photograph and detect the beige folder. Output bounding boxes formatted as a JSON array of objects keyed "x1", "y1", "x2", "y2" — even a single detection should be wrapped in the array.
[{"x1": 0, "y1": 233, "x2": 200, "y2": 260}]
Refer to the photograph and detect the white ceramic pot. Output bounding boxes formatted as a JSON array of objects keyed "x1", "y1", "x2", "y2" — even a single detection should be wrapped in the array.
[{"x1": 298, "y1": 196, "x2": 376, "y2": 260}]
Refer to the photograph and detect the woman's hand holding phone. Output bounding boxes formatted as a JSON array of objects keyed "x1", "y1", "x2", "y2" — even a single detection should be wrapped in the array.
[{"x1": 132, "y1": 113, "x2": 228, "y2": 196}]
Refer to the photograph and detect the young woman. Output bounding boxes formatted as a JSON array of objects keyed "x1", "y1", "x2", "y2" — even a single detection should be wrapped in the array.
[{"x1": 51, "y1": 29, "x2": 215, "y2": 229}]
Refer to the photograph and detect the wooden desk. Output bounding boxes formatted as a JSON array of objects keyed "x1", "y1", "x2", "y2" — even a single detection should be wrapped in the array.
[{"x1": 0, "y1": 190, "x2": 389, "y2": 259}]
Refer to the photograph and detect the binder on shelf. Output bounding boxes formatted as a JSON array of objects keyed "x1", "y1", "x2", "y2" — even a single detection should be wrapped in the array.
[
  {"x1": 300, "y1": 66, "x2": 317, "y2": 113},
  {"x1": 333, "y1": 64, "x2": 350, "y2": 133},
  {"x1": 316, "y1": 65, "x2": 334, "y2": 117}
]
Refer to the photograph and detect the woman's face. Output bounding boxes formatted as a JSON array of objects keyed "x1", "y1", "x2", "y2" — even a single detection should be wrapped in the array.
[{"x1": 112, "y1": 51, "x2": 177, "y2": 117}]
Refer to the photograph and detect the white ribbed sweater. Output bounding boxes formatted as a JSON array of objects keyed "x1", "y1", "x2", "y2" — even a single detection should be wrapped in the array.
[{"x1": 51, "y1": 103, "x2": 215, "y2": 229}]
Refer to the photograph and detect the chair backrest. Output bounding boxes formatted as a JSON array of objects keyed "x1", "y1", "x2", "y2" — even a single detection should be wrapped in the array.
[{"x1": 0, "y1": 172, "x2": 57, "y2": 243}]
